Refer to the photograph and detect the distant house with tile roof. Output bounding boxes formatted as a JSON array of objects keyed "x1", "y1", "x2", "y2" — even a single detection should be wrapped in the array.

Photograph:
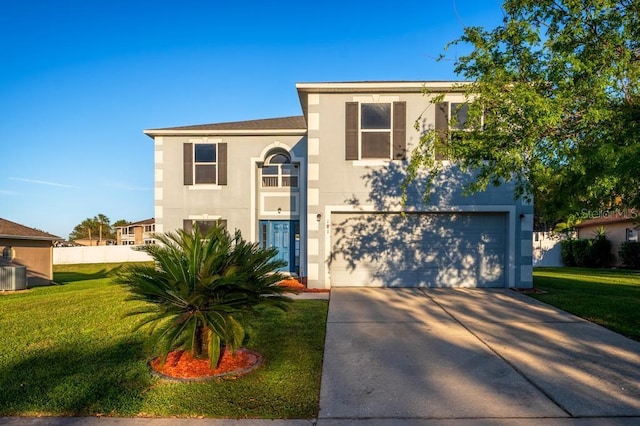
[{"x1": 0, "y1": 217, "x2": 59, "y2": 287}]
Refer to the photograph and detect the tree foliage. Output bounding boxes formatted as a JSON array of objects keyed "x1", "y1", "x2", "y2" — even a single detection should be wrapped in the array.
[
  {"x1": 117, "y1": 224, "x2": 293, "y2": 368},
  {"x1": 69, "y1": 215, "x2": 127, "y2": 242},
  {"x1": 408, "y1": 0, "x2": 640, "y2": 226}
]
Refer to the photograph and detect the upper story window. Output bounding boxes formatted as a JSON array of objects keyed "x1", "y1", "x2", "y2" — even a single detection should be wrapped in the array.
[
  {"x1": 261, "y1": 152, "x2": 299, "y2": 188},
  {"x1": 194, "y1": 144, "x2": 217, "y2": 184},
  {"x1": 144, "y1": 224, "x2": 155, "y2": 233},
  {"x1": 434, "y1": 101, "x2": 472, "y2": 160},
  {"x1": 184, "y1": 142, "x2": 227, "y2": 186},
  {"x1": 345, "y1": 101, "x2": 406, "y2": 161},
  {"x1": 361, "y1": 103, "x2": 392, "y2": 159},
  {"x1": 450, "y1": 103, "x2": 469, "y2": 130}
]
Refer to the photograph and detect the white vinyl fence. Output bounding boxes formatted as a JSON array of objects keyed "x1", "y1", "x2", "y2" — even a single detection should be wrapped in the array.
[
  {"x1": 55, "y1": 236, "x2": 568, "y2": 267},
  {"x1": 54, "y1": 246, "x2": 153, "y2": 265},
  {"x1": 532, "y1": 232, "x2": 567, "y2": 267}
]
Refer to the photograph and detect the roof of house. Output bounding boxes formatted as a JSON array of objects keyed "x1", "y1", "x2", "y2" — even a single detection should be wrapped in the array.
[
  {"x1": 144, "y1": 116, "x2": 307, "y2": 136},
  {"x1": 114, "y1": 218, "x2": 155, "y2": 228},
  {"x1": 0, "y1": 218, "x2": 60, "y2": 240},
  {"x1": 575, "y1": 209, "x2": 638, "y2": 228}
]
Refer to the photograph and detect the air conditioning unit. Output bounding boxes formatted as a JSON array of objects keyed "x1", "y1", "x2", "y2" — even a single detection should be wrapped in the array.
[{"x1": 0, "y1": 265, "x2": 27, "y2": 291}]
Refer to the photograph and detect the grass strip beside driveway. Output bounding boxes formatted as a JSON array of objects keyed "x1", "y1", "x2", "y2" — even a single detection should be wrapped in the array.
[
  {"x1": 0, "y1": 263, "x2": 328, "y2": 418},
  {"x1": 531, "y1": 267, "x2": 640, "y2": 341}
]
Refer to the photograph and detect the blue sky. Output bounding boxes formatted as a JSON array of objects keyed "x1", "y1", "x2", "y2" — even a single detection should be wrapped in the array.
[{"x1": 0, "y1": 0, "x2": 504, "y2": 239}]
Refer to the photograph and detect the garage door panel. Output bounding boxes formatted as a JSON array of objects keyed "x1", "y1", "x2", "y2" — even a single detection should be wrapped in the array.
[{"x1": 329, "y1": 212, "x2": 507, "y2": 287}]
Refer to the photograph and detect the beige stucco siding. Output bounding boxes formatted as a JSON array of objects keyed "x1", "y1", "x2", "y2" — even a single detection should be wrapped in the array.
[
  {"x1": 577, "y1": 222, "x2": 636, "y2": 265},
  {"x1": 0, "y1": 238, "x2": 53, "y2": 287}
]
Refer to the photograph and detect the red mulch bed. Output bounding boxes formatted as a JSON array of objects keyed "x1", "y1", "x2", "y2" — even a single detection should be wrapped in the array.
[
  {"x1": 278, "y1": 278, "x2": 330, "y2": 293},
  {"x1": 150, "y1": 348, "x2": 262, "y2": 381}
]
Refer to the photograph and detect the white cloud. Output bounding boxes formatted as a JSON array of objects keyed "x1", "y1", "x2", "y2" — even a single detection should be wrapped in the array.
[
  {"x1": 9, "y1": 177, "x2": 75, "y2": 188},
  {"x1": 103, "y1": 181, "x2": 152, "y2": 191}
]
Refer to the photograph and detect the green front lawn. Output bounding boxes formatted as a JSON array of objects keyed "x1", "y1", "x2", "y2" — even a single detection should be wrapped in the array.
[
  {"x1": 0, "y1": 263, "x2": 328, "y2": 418},
  {"x1": 531, "y1": 267, "x2": 640, "y2": 341}
]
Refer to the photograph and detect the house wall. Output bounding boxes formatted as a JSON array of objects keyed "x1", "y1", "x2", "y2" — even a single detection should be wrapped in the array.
[
  {"x1": 0, "y1": 238, "x2": 53, "y2": 287},
  {"x1": 577, "y1": 222, "x2": 635, "y2": 265},
  {"x1": 154, "y1": 134, "x2": 306, "y2": 254},
  {"x1": 303, "y1": 88, "x2": 533, "y2": 288}
]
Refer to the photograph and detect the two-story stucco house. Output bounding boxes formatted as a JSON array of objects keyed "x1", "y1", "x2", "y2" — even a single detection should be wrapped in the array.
[{"x1": 145, "y1": 81, "x2": 533, "y2": 289}]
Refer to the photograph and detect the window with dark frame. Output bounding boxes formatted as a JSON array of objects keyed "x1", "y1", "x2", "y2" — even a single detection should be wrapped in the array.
[
  {"x1": 194, "y1": 144, "x2": 217, "y2": 184},
  {"x1": 361, "y1": 103, "x2": 392, "y2": 159},
  {"x1": 184, "y1": 142, "x2": 227, "y2": 186},
  {"x1": 345, "y1": 101, "x2": 406, "y2": 161}
]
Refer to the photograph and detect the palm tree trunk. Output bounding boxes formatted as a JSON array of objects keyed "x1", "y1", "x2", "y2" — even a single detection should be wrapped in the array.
[{"x1": 193, "y1": 322, "x2": 208, "y2": 359}]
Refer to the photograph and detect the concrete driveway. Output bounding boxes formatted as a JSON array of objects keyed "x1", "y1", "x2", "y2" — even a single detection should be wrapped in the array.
[{"x1": 318, "y1": 288, "x2": 640, "y2": 425}]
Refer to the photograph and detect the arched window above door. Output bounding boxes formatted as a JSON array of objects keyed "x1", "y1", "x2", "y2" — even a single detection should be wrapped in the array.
[{"x1": 261, "y1": 151, "x2": 299, "y2": 188}]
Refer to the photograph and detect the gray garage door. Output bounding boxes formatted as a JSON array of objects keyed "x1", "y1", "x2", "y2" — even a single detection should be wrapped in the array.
[{"x1": 329, "y1": 212, "x2": 507, "y2": 287}]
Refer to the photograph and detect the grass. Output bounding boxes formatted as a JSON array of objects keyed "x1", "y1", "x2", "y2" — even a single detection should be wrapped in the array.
[
  {"x1": 531, "y1": 267, "x2": 640, "y2": 341},
  {"x1": 0, "y1": 263, "x2": 328, "y2": 418}
]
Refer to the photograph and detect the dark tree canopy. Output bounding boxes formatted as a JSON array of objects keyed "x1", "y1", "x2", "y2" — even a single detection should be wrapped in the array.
[{"x1": 408, "y1": 0, "x2": 640, "y2": 227}]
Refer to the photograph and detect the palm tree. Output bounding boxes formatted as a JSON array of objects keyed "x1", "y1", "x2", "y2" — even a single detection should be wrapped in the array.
[
  {"x1": 94, "y1": 214, "x2": 110, "y2": 245},
  {"x1": 80, "y1": 218, "x2": 97, "y2": 245},
  {"x1": 117, "y1": 224, "x2": 292, "y2": 367}
]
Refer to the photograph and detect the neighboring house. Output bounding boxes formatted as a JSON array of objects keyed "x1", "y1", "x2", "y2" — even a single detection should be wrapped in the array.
[
  {"x1": 0, "y1": 217, "x2": 59, "y2": 287},
  {"x1": 575, "y1": 209, "x2": 639, "y2": 265},
  {"x1": 145, "y1": 81, "x2": 533, "y2": 289},
  {"x1": 115, "y1": 218, "x2": 156, "y2": 245}
]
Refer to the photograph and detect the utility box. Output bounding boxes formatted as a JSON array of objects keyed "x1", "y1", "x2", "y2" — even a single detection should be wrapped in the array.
[{"x1": 0, "y1": 265, "x2": 27, "y2": 291}]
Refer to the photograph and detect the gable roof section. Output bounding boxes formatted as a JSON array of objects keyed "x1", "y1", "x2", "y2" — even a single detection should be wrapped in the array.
[
  {"x1": 0, "y1": 218, "x2": 60, "y2": 240},
  {"x1": 144, "y1": 116, "x2": 307, "y2": 137}
]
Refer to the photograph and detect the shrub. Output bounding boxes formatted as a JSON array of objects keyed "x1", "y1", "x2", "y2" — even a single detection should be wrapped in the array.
[
  {"x1": 117, "y1": 224, "x2": 293, "y2": 367},
  {"x1": 619, "y1": 241, "x2": 640, "y2": 269},
  {"x1": 589, "y1": 235, "x2": 613, "y2": 267},
  {"x1": 561, "y1": 239, "x2": 576, "y2": 266},
  {"x1": 572, "y1": 239, "x2": 592, "y2": 267}
]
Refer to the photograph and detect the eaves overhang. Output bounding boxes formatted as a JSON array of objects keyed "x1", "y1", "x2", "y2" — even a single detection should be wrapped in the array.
[
  {"x1": 0, "y1": 234, "x2": 59, "y2": 241},
  {"x1": 295, "y1": 80, "x2": 472, "y2": 120},
  {"x1": 143, "y1": 128, "x2": 308, "y2": 138}
]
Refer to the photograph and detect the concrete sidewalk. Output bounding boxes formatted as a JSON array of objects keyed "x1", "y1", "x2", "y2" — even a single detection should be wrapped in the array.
[{"x1": 318, "y1": 288, "x2": 640, "y2": 424}]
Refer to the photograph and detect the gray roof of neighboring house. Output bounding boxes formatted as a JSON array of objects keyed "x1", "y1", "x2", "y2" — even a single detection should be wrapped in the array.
[
  {"x1": 0, "y1": 218, "x2": 60, "y2": 240},
  {"x1": 147, "y1": 116, "x2": 307, "y2": 132}
]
